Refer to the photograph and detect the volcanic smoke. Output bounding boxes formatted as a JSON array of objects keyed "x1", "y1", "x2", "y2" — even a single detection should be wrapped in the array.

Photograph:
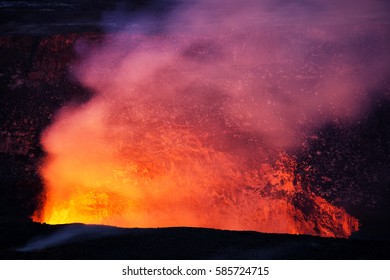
[{"x1": 33, "y1": 0, "x2": 390, "y2": 237}]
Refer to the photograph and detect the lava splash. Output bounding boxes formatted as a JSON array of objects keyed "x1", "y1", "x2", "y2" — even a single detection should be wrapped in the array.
[
  {"x1": 31, "y1": 0, "x2": 390, "y2": 238},
  {"x1": 32, "y1": 78, "x2": 359, "y2": 237}
]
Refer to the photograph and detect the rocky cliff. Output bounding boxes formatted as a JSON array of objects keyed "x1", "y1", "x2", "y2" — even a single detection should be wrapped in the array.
[{"x1": 0, "y1": 33, "x2": 103, "y2": 220}]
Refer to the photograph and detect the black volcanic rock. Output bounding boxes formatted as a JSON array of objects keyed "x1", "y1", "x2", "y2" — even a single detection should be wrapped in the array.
[
  {"x1": 0, "y1": 33, "x2": 100, "y2": 220},
  {"x1": 0, "y1": 222, "x2": 389, "y2": 260},
  {"x1": 0, "y1": 0, "x2": 177, "y2": 36},
  {"x1": 0, "y1": 33, "x2": 103, "y2": 87}
]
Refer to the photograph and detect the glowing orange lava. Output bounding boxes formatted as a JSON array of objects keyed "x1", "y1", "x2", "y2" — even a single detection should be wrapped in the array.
[
  {"x1": 32, "y1": 98, "x2": 358, "y2": 237},
  {"x1": 30, "y1": 10, "x2": 364, "y2": 238}
]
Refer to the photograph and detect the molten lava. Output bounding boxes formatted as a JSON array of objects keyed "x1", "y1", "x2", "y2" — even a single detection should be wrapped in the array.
[
  {"x1": 32, "y1": 94, "x2": 358, "y2": 237},
  {"x1": 31, "y1": 0, "x2": 374, "y2": 238}
]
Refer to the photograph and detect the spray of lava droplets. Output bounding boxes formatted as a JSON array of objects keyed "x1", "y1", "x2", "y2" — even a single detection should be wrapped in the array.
[{"x1": 33, "y1": 0, "x2": 390, "y2": 237}]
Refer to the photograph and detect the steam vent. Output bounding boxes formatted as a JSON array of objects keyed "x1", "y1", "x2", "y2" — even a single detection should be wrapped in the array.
[{"x1": 1, "y1": 0, "x2": 390, "y2": 259}]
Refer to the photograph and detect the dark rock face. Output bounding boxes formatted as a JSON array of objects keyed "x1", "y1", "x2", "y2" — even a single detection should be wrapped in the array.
[
  {"x1": 0, "y1": 0, "x2": 176, "y2": 36},
  {"x1": 0, "y1": 33, "x2": 100, "y2": 220},
  {"x1": 297, "y1": 107, "x2": 390, "y2": 240},
  {"x1": 0, "y1": 33, "x2": 102, "y2": 87}
]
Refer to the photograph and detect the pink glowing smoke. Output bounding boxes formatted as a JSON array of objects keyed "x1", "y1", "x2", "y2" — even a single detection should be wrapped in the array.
[
  {"x1": 68, "y1": 0, "x2": 389, "y2": 149},
  {"x1": 35, "y1": 0, "x2": 389, "y2": 235}
]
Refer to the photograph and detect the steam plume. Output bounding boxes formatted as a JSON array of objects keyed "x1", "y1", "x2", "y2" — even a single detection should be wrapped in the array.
[{"x1": 34, "y1": 0, "x2": 389, "y2": 237}]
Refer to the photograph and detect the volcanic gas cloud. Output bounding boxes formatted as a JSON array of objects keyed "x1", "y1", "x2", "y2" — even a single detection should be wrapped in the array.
[{"x1": 33, "y1": 0, "x2": 390, "y2": 237}]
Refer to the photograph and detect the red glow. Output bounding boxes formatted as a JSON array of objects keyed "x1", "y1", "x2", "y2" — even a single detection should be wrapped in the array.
[
  {"x1": 32, "y1": 106, "x2": 358, "y2": 237},
  {"x1": 31, "y1": 0, "x2": 378, "y2": 238}
]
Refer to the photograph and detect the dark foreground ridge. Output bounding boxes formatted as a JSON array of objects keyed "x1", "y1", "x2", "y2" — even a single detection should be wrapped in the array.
[{"x1": 0, "y1": 221, "x2": 389, "y2": 260}]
